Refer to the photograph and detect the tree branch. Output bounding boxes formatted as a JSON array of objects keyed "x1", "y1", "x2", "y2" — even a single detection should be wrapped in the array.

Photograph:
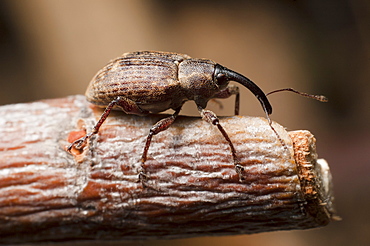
[{"x1": 0, "y1": 95, "x2": 337, "y2": 244}]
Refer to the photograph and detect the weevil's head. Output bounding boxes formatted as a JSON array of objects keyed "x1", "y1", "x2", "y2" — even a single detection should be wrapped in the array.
[
  {"x1": 178, "y1": 59, "x2": 272, "y2": 116},
  {"x1": 213, "y1": 64, "x2": 272, "y2": 116}
]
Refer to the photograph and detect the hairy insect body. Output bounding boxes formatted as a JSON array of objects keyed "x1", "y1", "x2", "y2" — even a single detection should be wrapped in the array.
[{"x1": 69, "y1": 50, "x2": 327, "y2": 184}]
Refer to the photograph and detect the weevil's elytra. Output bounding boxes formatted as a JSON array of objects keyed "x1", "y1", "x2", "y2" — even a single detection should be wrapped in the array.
[
  {"x1": 86, "y1": 53, "x2": 192, "y2": 113},
  {"x1": 68, "y1": 51, "x2": 327, "y2": 184}
]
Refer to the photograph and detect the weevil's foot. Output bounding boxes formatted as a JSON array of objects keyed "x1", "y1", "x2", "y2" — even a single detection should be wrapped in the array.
[
  {"x1": 67, "y1": 137, "x2": 88, "y2": 153},
  {"x1": 137, "y1": 171, "x2": 160, "y2": 191},
  {"x1": 235, "y1": 164, "x2": 245, "y2": 182},
  {"x1": 238, "y1": 174, "x2": 246, "y2": 182},
  {"x1": 138, "y1": 171, "x2": 149, "y2": 187},
  {"x1": 235, "y1": 163, "x2": 244, "y2": 173},
  {"x1": 138, "y1": 171, "x2": 148, "y2": 182}
]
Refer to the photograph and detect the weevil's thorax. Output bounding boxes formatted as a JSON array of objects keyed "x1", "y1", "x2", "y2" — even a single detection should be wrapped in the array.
[{"x1": 178, "y1": 59, "x2": 224, "y2": 107}]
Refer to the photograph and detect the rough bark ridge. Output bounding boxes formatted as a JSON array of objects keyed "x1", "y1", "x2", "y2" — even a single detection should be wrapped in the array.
[{"x1": 0, "y1": 95, "x2": 336, "y2": 244}]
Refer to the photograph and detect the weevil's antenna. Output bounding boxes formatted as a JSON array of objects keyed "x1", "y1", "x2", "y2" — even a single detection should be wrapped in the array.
[{"x1": 266, "y1": 88, "x2": 328, "y2": 102}]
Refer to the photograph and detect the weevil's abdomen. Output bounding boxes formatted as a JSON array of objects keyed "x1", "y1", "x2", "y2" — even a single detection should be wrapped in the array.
[{"x1": 85, "y1": 51, "x2": 191, "y2": 113}]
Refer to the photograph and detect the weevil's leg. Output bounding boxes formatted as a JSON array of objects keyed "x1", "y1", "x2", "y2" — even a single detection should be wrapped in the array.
[
  {"x1": 68, "y1": 96, "x2": 148, "y2": 152},
  {"x1": 139, "y1": 107, "x2": 182, "y2": 184},
  {"x1": 213, "y1": 85, "x2": 285, "y2": 152},
  {"x1": 212, "y1": 84, "x2": 240, "y2": 115},
  {"x1": 197, "y1": 106, "x2": 245, "y2": 181}
]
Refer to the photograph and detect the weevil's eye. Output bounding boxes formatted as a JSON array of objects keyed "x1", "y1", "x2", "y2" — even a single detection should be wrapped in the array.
[
  {"x1": 214, "y1": 64, "x2": 230, "y2": 89},
  {"x1": 215, "y1": 72, "x2": 228, "y2": 86}
]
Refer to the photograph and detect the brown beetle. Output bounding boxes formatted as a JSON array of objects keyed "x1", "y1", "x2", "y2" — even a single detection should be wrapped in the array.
[{"x1": 68, "y1": 51, "x2": 327, "y2": 182}]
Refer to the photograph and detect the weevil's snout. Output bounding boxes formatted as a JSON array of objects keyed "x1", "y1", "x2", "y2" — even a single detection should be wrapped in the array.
[{"x1": 215, "y1": 64, "x2": 273, "y2": 115}]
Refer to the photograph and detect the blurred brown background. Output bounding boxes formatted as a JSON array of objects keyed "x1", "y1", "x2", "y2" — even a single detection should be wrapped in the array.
[{"x1": 0, "y1": 0, "x2": 369, "y2": 245}]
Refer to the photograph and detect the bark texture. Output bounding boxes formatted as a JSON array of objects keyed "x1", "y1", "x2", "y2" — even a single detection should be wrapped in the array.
[{"x1": 0, "y1": 95, "x2": 336, "y2": 244}]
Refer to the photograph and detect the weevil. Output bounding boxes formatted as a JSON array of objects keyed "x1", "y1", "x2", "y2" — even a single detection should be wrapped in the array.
[{"x1": 68, "y1": 51, "x2": 327, "y2": 182}]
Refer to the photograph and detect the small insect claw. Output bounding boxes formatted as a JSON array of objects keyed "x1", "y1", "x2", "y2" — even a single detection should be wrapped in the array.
[
  {"x1": 67, "y1": 143, "x2": 76, "y2": 152},
  {"x1": 138, "y1": 171, "x2": 148, "y2": 181},
  {"x1": 235, "y1": 163, "x2": 244, "y2": 173},
  {"x1": 75, "y1": 138, "x2": 86, "y2": 149},
  {"x1": 138, "y1": 171, "x2": 149, "y2": 187},
  {"x1": 67, "y1": 137, "x2": 87, "y2": 153},
  {"x1": 235, "y1": 164, "x2": 245, "y2": 181}
]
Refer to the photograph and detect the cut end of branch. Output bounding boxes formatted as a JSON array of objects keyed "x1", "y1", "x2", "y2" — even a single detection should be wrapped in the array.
[{"x1": 289, "y1": 130, "x2": 338, "y2": 223}]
